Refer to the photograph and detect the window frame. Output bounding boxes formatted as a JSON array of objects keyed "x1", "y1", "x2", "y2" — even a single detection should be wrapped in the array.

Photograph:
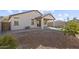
[{"x1": 14, "y1": 20, "x2": 19, "y2": 26}]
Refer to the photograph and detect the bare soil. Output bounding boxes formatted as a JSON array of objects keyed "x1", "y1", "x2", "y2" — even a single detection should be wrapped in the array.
[{"x1": 11, "y1": 29, "x2": 79, "y2": 49}]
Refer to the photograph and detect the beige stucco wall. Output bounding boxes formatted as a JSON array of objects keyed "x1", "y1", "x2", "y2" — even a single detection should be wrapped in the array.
[
  {"x1": 9, "y1": 11, "x2": 41, "y2": 30},
  {"x1": 31, "y1": 19, "x2": 37, "y2": 28}
]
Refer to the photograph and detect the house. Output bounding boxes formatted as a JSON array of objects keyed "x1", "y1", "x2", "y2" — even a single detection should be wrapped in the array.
[{"x1": 0, "y1": 10, "x2": 55, "y2": 32}]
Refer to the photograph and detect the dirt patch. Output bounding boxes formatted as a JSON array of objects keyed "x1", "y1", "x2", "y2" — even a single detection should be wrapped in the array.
[{"x1": 11, "y1": 29, "x2": 79, "y2": 49}]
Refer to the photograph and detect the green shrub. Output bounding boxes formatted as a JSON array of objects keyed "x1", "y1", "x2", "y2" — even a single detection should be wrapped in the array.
[
  {"x1": 62, "y1": 20, "x2": 79, "y2": 36},
  {"x1": 0, "y1": 34, "x2": 18, "y2": 49}
]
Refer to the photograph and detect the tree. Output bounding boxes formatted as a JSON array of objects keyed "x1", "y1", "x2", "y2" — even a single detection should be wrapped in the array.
[
  {"x1": 73, "y1": 17, "x2": 77, "y2": 20},
  {"x1": 63, "y1": 19, "x2": 79, "y2": 36}
]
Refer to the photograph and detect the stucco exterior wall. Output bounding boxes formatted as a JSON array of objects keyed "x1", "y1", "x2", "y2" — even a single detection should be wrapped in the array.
[
  {"x1": 9, "y1": 11, "x2": 41, "y2": 30},
  {"x1": 0, "y1": 23, "x2": 1, "y2": 32},
  {"x1": 0, "y1": 17, "x2": 4, "y2": 32},
  {"x1": 31, "y1": 20, "x2": 37, "y2": 28}
]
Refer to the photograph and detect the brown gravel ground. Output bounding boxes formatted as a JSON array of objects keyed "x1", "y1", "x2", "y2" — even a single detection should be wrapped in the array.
[{"x1": 10, "y1": 29, "x2": 79, "y2": 49}]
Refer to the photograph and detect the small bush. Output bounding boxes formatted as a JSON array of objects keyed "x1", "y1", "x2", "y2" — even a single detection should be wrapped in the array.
[{"x1": 0, "y1": 34, "x2": 18, "y2": 49}]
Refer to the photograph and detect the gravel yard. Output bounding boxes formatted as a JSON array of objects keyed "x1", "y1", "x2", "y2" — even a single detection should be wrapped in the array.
[{"x1": 9, "y1": 29, "x2": 79, "y2": 49}]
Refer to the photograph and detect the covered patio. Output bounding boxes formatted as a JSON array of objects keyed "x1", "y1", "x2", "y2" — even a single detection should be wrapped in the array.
[{"x1": 33, "y1": 14, "x2": 55, "y2": 29}]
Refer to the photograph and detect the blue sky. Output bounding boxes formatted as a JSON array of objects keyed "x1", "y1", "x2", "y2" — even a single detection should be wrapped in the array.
[
  {"x1": 52, "y1": 10, "x2": 79, "y2": 21},
  {"x1": 0, "y1": 10, "x2": 79, "y2": 21}
]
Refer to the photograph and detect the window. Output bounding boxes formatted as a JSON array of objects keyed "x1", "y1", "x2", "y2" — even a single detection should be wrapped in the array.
[
  {"x1": 14, "y1": 21, "x2": 19, "y2": 26},
  {"x1": 31, "y1": 19, "x2": 34, "y2": 25}
]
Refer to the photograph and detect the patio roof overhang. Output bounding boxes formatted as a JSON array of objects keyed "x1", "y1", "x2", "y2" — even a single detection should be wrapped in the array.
[{"x1": 33, "y1": 14, "x2": 55, "y2": 20}]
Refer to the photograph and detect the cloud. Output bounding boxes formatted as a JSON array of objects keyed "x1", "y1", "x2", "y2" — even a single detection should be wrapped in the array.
[
  {"x1": 56, "y1": 17, "x2": 64, "y2": 21},
  {"x1": 58, "y1": 18, "x2": 64, "y2": 20},
  {"x1": 76, "y1": 17, "x2": 79, "y2": 19},
  {"x1": 7, "y1": 10, "x2": 13, "y2": 14},
  {"x1": 18, "y1": 10, "x2": 23, "y2": 13},
  {"x1": 39, "y1": 10, "x2": 54, "y2": 15},
  {"x1": 58, "y1": 13, "x2": 69, "y2": 18},
  {"x1": 58, "y1": 14, "x2": 62, "y2": 17},
  {"x1": 7, "y1": 10, "x2": 25, "y2": 14},
  {"x1": 53, "y1": 14, "x2": 56, "y2": 16},
  {"x1": 64, "y1": 13, "x2": 69, "y2": 17}
]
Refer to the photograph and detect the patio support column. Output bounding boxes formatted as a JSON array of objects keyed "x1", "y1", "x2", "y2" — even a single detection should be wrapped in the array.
[
  {"x1": 41, "y1": 18, "x2": 44, "y2": 29},
  {"x1": 34, "y1": 19, "x2": 37, "y2": 28}
]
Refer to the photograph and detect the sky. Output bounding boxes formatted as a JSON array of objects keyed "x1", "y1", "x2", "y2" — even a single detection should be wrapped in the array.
[{"x1": 0, "y1": 10, "x2": 79, "y2": 21}]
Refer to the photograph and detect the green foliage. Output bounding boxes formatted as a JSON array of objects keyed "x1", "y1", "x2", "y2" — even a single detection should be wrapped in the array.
[
  {"x1": 0, "y1": 34, "x2": 18, "y2": 49},
  {"x1": 62, "y1": 20, "x2": 79, "y2": 36}
]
